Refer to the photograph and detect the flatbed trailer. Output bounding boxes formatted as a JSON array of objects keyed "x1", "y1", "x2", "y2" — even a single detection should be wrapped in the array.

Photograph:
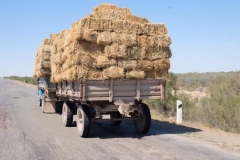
[{"x1": 38, "y1": 77, "x2": 166, "y2": 137}]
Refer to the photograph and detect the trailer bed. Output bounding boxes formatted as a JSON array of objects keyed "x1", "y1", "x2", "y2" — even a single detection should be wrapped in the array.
[{"x1": 55, "y1": 78, "x2": 166, "y2": 102}]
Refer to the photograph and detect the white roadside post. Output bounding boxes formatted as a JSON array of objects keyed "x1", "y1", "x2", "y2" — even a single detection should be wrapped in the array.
[{"x1": 176, "y1": 100, "x2": 182, "y2": 124}]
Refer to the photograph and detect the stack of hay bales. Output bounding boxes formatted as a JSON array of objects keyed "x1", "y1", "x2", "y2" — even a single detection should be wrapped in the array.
[
  {"x1": 34, "y1": 4, "x2": 172, "y2": 82},
  {"x1": 33, "y1": 42, "x2": 51, "y2": 78}
]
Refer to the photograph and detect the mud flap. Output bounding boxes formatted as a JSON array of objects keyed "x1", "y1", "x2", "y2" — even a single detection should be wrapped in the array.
[{"x1": 43, "y1": 98, "x2": 57, "y2": 113}]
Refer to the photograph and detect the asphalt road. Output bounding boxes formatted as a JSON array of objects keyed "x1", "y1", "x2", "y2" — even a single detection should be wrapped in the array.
[{"x1": 0, "y1": 78, "x2": 240, "y2": 160}]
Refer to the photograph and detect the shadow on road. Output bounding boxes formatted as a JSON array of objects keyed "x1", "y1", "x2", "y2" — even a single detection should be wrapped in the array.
[{"x1": 71, "y1": 119, "x2": 202, "y2": 139}]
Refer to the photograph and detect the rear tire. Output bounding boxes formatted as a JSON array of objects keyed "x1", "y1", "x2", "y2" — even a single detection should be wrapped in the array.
[
  {"x1": 39, "y1": 98, "x2": 42, "y2": 107},
  {"x1": 77, "y1": 105, "x2": 91, "y2": 137},
  {"x1": 110, "y1": 112, "x2": 122, "y2": 125},
  {"x1": 133, "y1": 103, "x2": 151, "y2": 134},
  {"x1": 62, "y1": 102, "x2": 73, "y2": 127}
]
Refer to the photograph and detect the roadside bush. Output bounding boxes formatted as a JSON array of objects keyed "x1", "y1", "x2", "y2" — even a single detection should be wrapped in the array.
[{"x1": 197, "y1": 72, "x2": 240, "y2": 133}]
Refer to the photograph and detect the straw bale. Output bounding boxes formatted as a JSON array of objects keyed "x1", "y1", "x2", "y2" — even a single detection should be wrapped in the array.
[
  {"x1": 154, "y1": 70, "x2": 170, "y2": 80},
  {"x1": 76, "y1": 66, "x2": 89, "y2": 79},
  {"x1": 125, "y1": 14, "x2": 149, "y2": 23},
  {"x1": 81, "y1": 53, "x2": 95, "y2": 68},
  {"x1": 34, "y1": 68, "x2": 51, "y2": 78},
  {"x1": 69, "y1": 52, "x2": 82, "y2": 65},
  {"x1": 62, "y1": 59, "x2": 75, "y2": 71},
  {"x1": 105, "y1": 43, "x2": 126, "y2": 59},
  {"x1": 40, "y1": 60, "x2": 51, "y2": 68},
  {"x1": 154, "y1": 24, "x2": 168, "y2": 35},
  {"x1": 141, "y1": 23, "x2": 156, "y2": 35},
  {"x1": 92, "y1": 4, "x2": 131, "y2": 20},
  {"x1": 97, "y1": 31, "x2": 117, "y2": 45},
  {"x1": 51, "y1": 64, "x2": 61, "y2": 74},
  {"x1": 63, "y1": 30, "x2": 71, "y2": 47},
  {"x1": 99, "y1": 19, "x2": 113, "y2": 31},
  {"x1": 78, "y1": 40, "x2": 104, "y2": 58},
  {"x1": 116, "y1": 33, "x2": 137, "y2": 45},
  {"x1": 38, "y1": 51, "x2": 51, "y2": 61},
  {"x1": 42, "y1": 38, "x2": 52, "y2": 45},
  {"x1": 93, "y1": 4, "x2": 131, "y2": 15},
  {"x1": 78, "y1": 28, "x2": 98, "y2": 43},
  {"x1": 147, "y1": 47, "x2": 172, "y2": 60},
  {"x1": 51, "y1": 51, "x2": 62, "y2": 65},
  {"x1": 126, "y1": 70, "x2": 145, "y2": 79},
  {"x1": 126, "y1": 46, "x2": 140, "y2": 59},
  {"x1": 93, "y1": 55, "x2": 117, "y2": 69},
  {"x1": 102, "y1": 66, "x2": 124, "y2": 79},
  {"x1": 87, "y1": 69, "x2": 103, "y2": 79},
  {"x1": 117, "y1": 60, "x2": 137, "y2": 70},
  {"x1": 113, "y1": 20, "x2": 124, "y2": 33},
  {"x1": 137, "y1": 60, "x2": 153, "y2": 71},
  {"x1": 64, "y1": 65, "x2": 88, "y2": 81},
  {"x1": 81, "y1": 17, "x2": 101, "y2": 31},
  {"x1": 137, "y1": 36, "x2": 155, "y2": 48},
  {"x1": 153, "y1": 35, "x2": 172, "y2": 47},
  {"x1": 51, "y1": 45, "x2": 58, "y2": 55},
  {"x1": 154, "y1": 58, "x2": 170, "y2": 71}
]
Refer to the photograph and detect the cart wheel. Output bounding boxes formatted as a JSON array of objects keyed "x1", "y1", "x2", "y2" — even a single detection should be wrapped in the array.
[
  {"x1": 110, "y1": 112, "x2": 122, "y2": 125},
  {"x1": 133, "y1": 103, "x2": 151, "y2": 134},
  {"x1": 62, "y1": 101, "x2": 73, "y2": 127},
  {"x1": 77, "y1": 105, "x2": 91, "y2": 137}
]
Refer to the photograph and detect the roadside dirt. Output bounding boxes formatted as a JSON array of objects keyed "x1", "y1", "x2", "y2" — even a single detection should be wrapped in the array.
[{"x1": 151, "y1": 111, "x2": 240, "y2": 154}]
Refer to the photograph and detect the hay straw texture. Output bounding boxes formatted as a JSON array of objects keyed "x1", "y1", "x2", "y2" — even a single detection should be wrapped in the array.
[
  {"x1": 34, "y1": 3, "x2": 172, "y2": 82},
  {"x1": 33, "y1": 44, "x2": 52, "y2": 78}
]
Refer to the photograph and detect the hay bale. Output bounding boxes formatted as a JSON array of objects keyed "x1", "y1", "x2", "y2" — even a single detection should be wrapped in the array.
[
  {"x1": 144, "y1": 70, "x2": 170, "y2": 80},
  {"x1": 154, "y1": 58, "x2": 170, "y2": 71},
  {"x1": 102, "y1": 66, "x2": 124, "y2": 79},
  {"x1": 93, "y1": 55, "x2": 117, "y2": 69},
  {"x1": 116, "y1": 32, "x2": 137, "y2": 45},
  {"x1": 76, "y1": 66, "x2": 89, "y2": 79},
  {"x1": 125, "y1": 14, "x2": 149, "y2": 23},
  {"x1": 81, "y1": 53, "x2": 95, "y2": 68},
  {"x1": 126, "y1": 70, "x2": 145, "y2": 79},
  {"x1": 97, "y1": 31, "x2": 117, "y2": 45},
  {"x1": 154, "y1": 24, "x2": 168, "y2": 35},
  {"x1": 99, "y1": 18, "x2": 114, "y2": 31},
  {"x1": 78, "y1": 40, "x2": 104, "y2": 58},
  {"x1": 126, "y1": 46, "x2": 140, "y2": 59},
  {"x1": 92, "y1": 4, "x2": 131, "y2": 20},
  {"x1": 87, "y1": 69, "x2": 103, "y2": 79},
  {"x1": 62, "y1": 59, "x2": 75, "y2": 71},
  {"x1": 113, "y1": 20, "x2": 124, "y2": 33},
  {"x1": 64, "y1": 65, "x2": 88, "y2": 81},
  {"x1": 78, "y1": 28, "x2": 98, "y2": 43},
  {"x1": 117, "y1": 60, "x2": 137, "y2": 70},
  {"x1": 155, "y1": 70, "x2": 169, "y2": 80},
  {"x1": 148, "y1": 47, "x2": 172, "y2": 60},
  {"x1": 51, "y1": 52, "x2": 62, "y2": 65},
  {"x1": 105, "y1": 43, "x2": 126, "y2": 59},
  {"x1": 154, "y1": 35, "x2": 172, "y2": 47},
  {"x1": 40, "y1": 60, "x2": 51, "y2": 68},
  {"x1": 137, "y1": 60, "x2": 153, "y2": 71},
  {"x1": 93, "y1": 4, "x2": 131, "y2": 15}
]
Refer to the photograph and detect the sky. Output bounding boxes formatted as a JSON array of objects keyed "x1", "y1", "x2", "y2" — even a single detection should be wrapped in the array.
[{"x1": 0, "y1": 0, "x2": 240, "y2": 77}]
